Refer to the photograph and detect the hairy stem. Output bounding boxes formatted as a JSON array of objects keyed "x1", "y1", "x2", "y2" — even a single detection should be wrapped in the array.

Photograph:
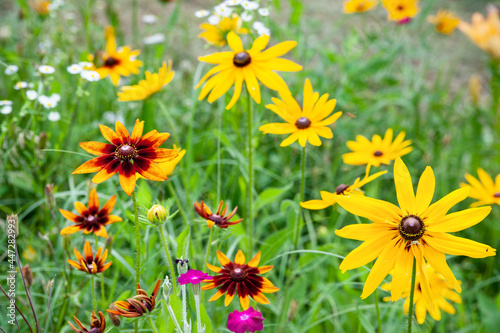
[
  {"x1": 158, "y1": 225, "x2": 178, "y2": 294},
  {"x1": 407, "y1": 258, "x2": 417, "y2": 333}
]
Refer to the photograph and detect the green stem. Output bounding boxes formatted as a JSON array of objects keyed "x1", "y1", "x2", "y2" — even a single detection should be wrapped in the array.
[
  {"x1": 158, "y1": 225, "x2": 178, "y2": 294},
  {"x1": 91, "y1": 275, "x2": 96, "y2": 312},
  {"x1": 147, "y1": 316, "x2": 159, "y2": 333},
  {"x1": 407, "y1": 258, "x2": 417, "y2": 333},
  {"x1": 94, "y1": 234, "x2": 106, "y2": 307},
  {"x1": 293, "y1": 146, "x2": 306, "y2": 250},
  {"x1": 204, "y1": 228, "x2": 215, "y2": 273},
  {"x1": 374, "y1": 288, "x2": 382, "y2": 333},
  {"x1": 132, "y1": 0, "x2": 139, "y2": 46},
  {"x1": 167, "y1": 181, "x2": 190, "y2": 227},
  {"x1": 246, "y1": 90, "x2": 254, "y2": 255},
  {"x1": 132, "y1": 191, "x2": 141, "y2": 333},
  {"x1": 217, "y1": 98, "x2": 224, "y2": 203},
  {"x1": 194, "y1": 293, "x2": 203, "y2": 333}
]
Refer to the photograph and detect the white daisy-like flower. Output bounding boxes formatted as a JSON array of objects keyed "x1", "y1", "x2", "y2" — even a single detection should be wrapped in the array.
[
  {"x1": 38, "y1": 65, "x2": 56, "y2": 74},
  {"x1": 194, "y1": 9, "x2": 210, "y2": 18},
  {"x1": 241, "y1": 11, "x2": 253, "y2": 22},
  {"x1": 143, "y1": 33, "x2": 166, "y2": 45},
  {"x1": 214, "y1": 4, "x2": 232, "y2": 17},
  {"x1": 26, "y1": 90, "x2": 38, "y2": 100},
  {"x1": 1, "y1": 105, "x2": 12, "y2": 115},
  {"x1": 5, "y1": 65, "x2": 18, "y2": 75},
  {"x1": 225, "y1": 0, "x2": 242, "y2": 6},
  {"x1": 208, "y1": 15, "x2": 221, "y2": 25},
  {"x1": 142, "y1": 14, "x2": 157, "y2": 24},
  {"x1": 253, "y1": 21, "x2": 270, "y2": 35},
  {"x1": 78, "y1": 62, "x2": 93, "y2": 69},
  {"x1": 67, "y1": 64, "x2": 82, "y2": 74},
  {"x1": 241, "y1": 1, "x2": 259, "y2": 10},
  {"x1": 14, "y1": 81, "x2": 28, "y2": 90},
  {"x1": 38, "y1": 94, "x2": 60, "y2": 109},
  {"x1": 258, "y1": 8, "x2": 269, "y2": 16},
  {"x1": 0, "y1": 100, "x2": 13, "y2": 106},
  {"x1": 80, "y1": 70, "x2": 100, "y2": 82},
  {"x1": 48, "y1": 111, "x2": 61, "y2": 122}
]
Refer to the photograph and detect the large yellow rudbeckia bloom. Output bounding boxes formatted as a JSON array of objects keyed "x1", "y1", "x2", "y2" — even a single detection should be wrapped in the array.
[{"x1": 118, "y1": 61, "x2": 175, "y2": 101}]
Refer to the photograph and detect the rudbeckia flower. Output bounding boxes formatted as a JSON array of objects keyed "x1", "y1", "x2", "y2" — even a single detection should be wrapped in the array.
[
  {"x1": 259, "y1": 79, "x2": 342, "y2": 147},
  {"x1": 460, "y1": 168, "x2": 500, "y2": 207},
  {"x1": 343, "y1": 0, "x2": 378, "y2": 13},
  {"x1": 137, "y1": 145, "x2": 185, "y2": 179},
  {"x1": 202, "y1": 250, "x2": 279, "y2": 309},
  {"x1": 459, "y1": 9, "x2": 500, "y2": 59},
  {"x1": 196, "y1": 31, "x2": 302, "y2": 110},
  {"x1": 194, "y1": 200, "x2": 243, "y2": 229},
  {"x1": 107, "y1": 279, "x2": 161, "y2": 318},
  {"x1": 382, "y1": 263, "x2": 462, "y2": 325},
  {"x1": 301, "y1": 166, "x2": 387, "y2": 210},
  {"x1": 94, "y1": 27, "x2": 143, "y2": 85},
  {"x1": 382, "y1": 0, "x2": 419, "y2": 22},
  {"x1": 117, "y1": 61, "x2": 175, "y2": 101},
  {"x1": 68, "y1": 311, "x2": 106, "y2": 333},
  {"x1": 59, "y1": 189, "x2": 122, "y2": 237},
  {"x1": 427, "y1": 10, "x2": 460, "y2": 35},
  {"x1": 199, "y1": 14, "x2": 249, "y2": 47},
  {"x1": 68, "y1": 241, "x2": 112, "y2": 274},
  {"x1": 72, "y1": 119, "x2": 178, "y2": 196},
  {"x1": 342, "y1": 128, "x2": 412, "y2": 167},
  {"x1": 334, "y1": 158, "x2": 495, "y2": 302}
]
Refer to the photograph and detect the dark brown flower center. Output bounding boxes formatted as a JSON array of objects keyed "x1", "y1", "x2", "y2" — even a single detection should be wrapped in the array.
[
  {"x1": 87, "y1": 263, "x2": 95, "y2": 272},
  {"x1": 494, "y1": 192, "x2": 500, "y2": 198},
  {"x1": 88, "y1": 329, "x2": 101, "y2": 333},
  {"x1": 86, "y1": 215, "x2": 97, "y2": 224},
  {"x1": 233, "y1": 52, "x2": 251, "y2": 67},
  {"x1": 295, "y1": 117, "x2": 311, "y2": 129},
  {"x1": 373, "y1": 150, "x2": 383, "y2": 157},
  {"x1": 230, "y1": 267, "x2": 248, "y2": 282},
  {"x1": 104, "y1": 57, "x2": 120, "y2": 68},
  {"x1": 116, "y1": 144, "x2": 136, "y2": 160},
  {"x1": 335, "y1": 184, "x2": 349, "y2": 195},
  {"x1": 399, "y1": 215, "x2": 425, "y2": 241},
  {"x1": 397, "y1": 5, "x2": 404, "y2": 11},
  {"x1": 209, "y1": 214, "x2": 224, "y2": 224}
]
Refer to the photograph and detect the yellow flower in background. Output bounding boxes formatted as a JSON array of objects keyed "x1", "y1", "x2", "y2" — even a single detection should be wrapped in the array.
[
  {"x1": 382, "y1": 263, "x2": 462, "y2": 324},
  {"x1": 118, "y1": 61, "x2": 175, "y2": 101},
  {"x1": 259, "y1": 79, "x2": 342, "y2": 147},
  {"x1": 199, "y1": 15, "x2": 249, "y2": 47},
  {"x1": 94, "y1": 27, "x2": 143, "y2": 85},
  {"x1": 460, "y1": 168, "x2": 500, "y2": 207},
  {"x1": 427, "y1": 10, "x2": 460, "y2": 35},
  {"x1": 382, "y1": 0, "x2": 419, "y2": 22},
  {"x1": 342, "y1": 128, "x2": 412, "y2": 167},
  {"x1": 22, "y1": 245, "x2": 37, "y2": 262},
  {"x1": 334, "y1": 158, "x2": 495, "y2": 301},
  {"x1": 137, "y1": 145, "x2": 185, "y2": 180},
  {"x1": 196, "y1": 31, "x2": 302, "y2": 110},
  {"x1": 343, "y1": 0, "x2": 378, "y2": 14},
  {"x1": 459, "y1": 10, "x2": 500, "y2": 59},
  {"x1": 301, "y1": 166, "x2": 387, "y2": 210},
  {"x1": 29, "y1": 0, "x2": 50, "y2": 15}
]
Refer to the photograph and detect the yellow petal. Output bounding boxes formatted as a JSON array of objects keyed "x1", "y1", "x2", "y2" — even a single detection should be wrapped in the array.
[
  {"x1": 426, "y1": 206, "x2": 491, "y2": 233},
  {"x1": 424, "y1": 232, "x2": 496, "y2": 258},
  {"x1": 423, "y1": 187, "x2": 470, "y2": 223},
  {"x1": 415, "y1": 166, "x2": 435, "y2": 215},
  {"x1": 422, "y1": 242, "x2": 461, "y2": 292},
  {"x1": 335, "y1": 194, "x2": 401, "y2": 224},
  {"x1": 394, "y1": 157, "x2": 416, "y2": 214},
  {"x1": 234, "y1": 250, "x2": 246, "y2": 265}
]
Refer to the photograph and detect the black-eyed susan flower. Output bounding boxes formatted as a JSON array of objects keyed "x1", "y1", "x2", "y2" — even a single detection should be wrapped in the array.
[
  {"x1": 59, "y1": 189, "x2": 122, "y2": 237},
  {"x1": 68, "y1": 311, "x2": 106, "y2": 333},
  {"x1": 137, "y1": 145, "x2": 185, "y2": 180},
  {"x1": 342, "y1": 128, "x2": 412, "y2": 167},
  {"x1": 382, "y1": 0, "x2": 419, "y2": 22},
  {"x1": 107, "y1": 279, "x2": 161, "y2": 317},
  {"x1": 72, "y1": 119, "x2": 178, "y2": 196},
  {"x1": 194, "y1": 201, "x2": 243, "y2": 229},
  {"x1": 334, "y1": 157, "x2": 495, "y2": 302},
  {"x1": 68, "y1": 241, "x2": 112, "y2": 274},
  {"x1": 459, "y1": 10, "x2": 500, "y2": 59},
  {"x1": 202, "y1": 250, "x2": 279, "y2": 309},
  {"x1": 382, "y1": 263, "x2": 462, "y2": 324},
  {"x1": 117, "y1": 61, "x2": 175, "y2": 101},
  {"x1": 460, "y1": 168, "x2": 500, "y2": 207},
  {"x1": 301, "y1": 166, "x2": 387, "y2": 210},
  {"x1": 199, "y1": 14, "x2": 249, "y2": 47},
  {"x1": 259, "y1": 79, "x2": 342, "y2": 147},
  {"x1": 94, "y1": 27, "x2": 143, "y2": 85},
  {"x1": 343, "y1": 0, "x2": 378, "y2": 13},
  {"x1": 195, "y1": 31, "x2": 302, "y2": 110},
  {"x1": 427, "y1": 10, "x2": 460, "y2": 35}
]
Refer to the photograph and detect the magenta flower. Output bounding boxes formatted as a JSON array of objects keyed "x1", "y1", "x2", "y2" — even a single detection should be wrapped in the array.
[
  {"x1": 227, "y1": 307, "x2": 264, "y2": 333},
  {"x1": 178, "y1": 269, "x2": 213, "y2": 285},
  {"x1": 397, "y1": 17, "x2": 412, "y2": 25}
]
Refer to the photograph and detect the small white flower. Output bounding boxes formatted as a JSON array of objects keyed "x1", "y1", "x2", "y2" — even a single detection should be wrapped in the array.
[
  {"x1": 142, "y1": 14, "x2": 157, "y2": 24},
  {"x1": 225, "y1": 0, "x2": 242, "y2": 6},
  {"x1": 64, "y1": 12, "x2": 76, "y2": 20},
  {"x1": 67, "y1": 64, "x2": 82, "y2": 74},
  {"x1": 48, "y1": 111, "x2": 61, "y2": 122},
  {"x1": 78, "y1": 62, "x2": 93, "y2": 69},
  {"x1": 241, "y1": 1, "x2": 259, "y2": 10},
  {"x1": 38, "y1": 65, "x2": 56, "y2": 74},
  {"x1": 51, "y1": 93, "x2": 61, "y2": 102},
  {"x1": 14, "y1": 81, "x2": 28, "y2": 90},
  {"x1": 194, "y1": 9, "x2": 210, "y2": 18},
  {"x1": 38, "y1": 94, "x2": 60, "y2": 109},
  {"x1": 253, "y1": 22, "x2": 270, "y2": 35},
  {"x1": 258, "y1": 8, "x2": 269, "y2": 16},
  {"x1": 208, "y1": 15, "x2": 221, "y2": 25},
  {"x1": 5, "y1": 65, "x2": 18, "y2": 75},
  {"x1": 241, "y1": 12, "x2": 253, "y2": 22},
  {"x1": 26, "y1": 90, "x2": 38, "y2": 100},
  {"x1": 0, "y1": 100, "x2": 13, "y2": 106},
  {"x1": 1, "y1": 105, "x2": 12, "y2": 115},
  {"x1": 143, "y1": 33, "x2": 166, "y2": 45},
  {"x1": 80, "y1": 70, "x2": 100, "y2": 82},
  {"x1": 214, "y1": 4, "x2": 232, "y2": 17}
]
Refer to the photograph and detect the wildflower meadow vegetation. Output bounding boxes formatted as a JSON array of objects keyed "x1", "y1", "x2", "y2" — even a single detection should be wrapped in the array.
[{"x1": 2, "y1": 0, "x2": 500, "y2": 332}]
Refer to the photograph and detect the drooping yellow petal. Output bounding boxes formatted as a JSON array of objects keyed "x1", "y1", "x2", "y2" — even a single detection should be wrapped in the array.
[{"x1": 424, "y1": 231, "x2": 496, "y2": 258}]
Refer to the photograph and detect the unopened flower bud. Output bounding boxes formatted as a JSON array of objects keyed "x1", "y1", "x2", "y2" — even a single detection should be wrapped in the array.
[
  {"x1": 108, "y1": 304, "x2": 121, "y2": 326},
  {"x1": 45, "y1": 184, "x2": 55, "y2": 210},
  {"x1": 148, "y1": 204, "x2": 167, "y2": 224},
  {"x1": 162, "y1": 276, "x2": 173, "y2": 301},
  {"x1": 176, "y1": 258, "x2": 189, "y2": 275},
  {"x1": 22, "y1": 264, "x2": 33, "y2": 289}
]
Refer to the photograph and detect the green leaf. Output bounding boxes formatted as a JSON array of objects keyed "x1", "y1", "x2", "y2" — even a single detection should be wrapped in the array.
[
  {"x1": 254, "y1": 184, "x2": 292, "y2": 212},
  {"x1": 176, "y1": 225, "x2": 191, "y2": 259}
]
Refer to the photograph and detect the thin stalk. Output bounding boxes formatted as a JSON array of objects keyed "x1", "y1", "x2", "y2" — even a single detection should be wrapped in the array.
[
  {"x1": 147, "y1": 317, "x2": 159, "y2": 333},
  {"x1": 217, "y1": 98, "x2": 224, "y2": 202},
  {"x1": 132, "y1": 0, "x2": 139, "y2": 46},
  {"x1": 95, "y1": 234, "x2": 106, "y2": 306},
  {"x1": 15, "y1": 246, "x2": 40, "y2": 333},
  {"x1": 293, "y1": 146, "x2": 306, "y2": 250},
  {"x1": 0, "y1": 285, "x2": 33, "y2": 333},
  {"x1": 194, "y1": 292, "x2": 203, "y2": 333},
  {"x1": 407, "y1": 258, "x2": 417, "y2": 333},
  {"x1": 374, "y1": 288, "x2": 382, "y2": 333},
  {"x1": 158, "y1": 225, "x2": 178, "y2": 294},
  {"x1": 167, "y1": 181, "x2": 190, "y2": 226},
  {"x1": 246, "y1": 90, "x2": 254, "y2": 254},
  {"x1": 165, "y1": 300, "x2": 183, "y2": 333},
  {"x1": 204, "y1": 228, "x2": 215, "y2": 273},
  {"x1": 132, "y1": 191, "x2": 141, "y2": 333},
  {"x1": 91, "y1": 276, "x2": 97, "y2": 312}
]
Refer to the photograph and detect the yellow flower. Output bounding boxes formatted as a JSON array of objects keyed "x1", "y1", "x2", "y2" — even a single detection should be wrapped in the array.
[
  {"x1": 334, "y1": 157, "x2": 495, "y2": 301},
  {"x1": 199, "y1": 15, "x2": 249, "y2": 47},
  {"x1": 195, "y1": 31, "x2": 302, "y2": 110},
  {"x1": 382, "y1": 263, "x2": 462, "y2": 324},
  {"x1": 137, "y1": 145, "x2": 185, "y2": 180},
  {"x1": 118, "y1": 61, "x2": 175, "y2": 101},
  {"x1": 94, "y1": 27, "x2": 143, "y2": 86},
  {"x1": 427, "y1": 10, "x2": 460, "y2": 35},
  {"x1": 343, "y1": 0, "x2": 378, "y2": 14},
  {"x1": 382, "y1": 0, "x2": 419, "y2": 22},
  {"x1": 460, "y1": 168, "x2": 500, "y2": 207},
  {"x1": 458, "y1": 10, "x2": 500, "y2": 59},
  {"x1": 29, "y1": 0, "x2": 50, "y2": 15},
  {"x1": 22, "y1": 245, "x2": 37, "y2": 262},
  {"x1": 342, "y1": 128, "x2": 412, "y2": 167},
  {"x1": 301, "y1": 166, "x2": 387, "y2": 210},
  {"x1": 259, "y1": 79, "x2": 342, "y2": 147}
]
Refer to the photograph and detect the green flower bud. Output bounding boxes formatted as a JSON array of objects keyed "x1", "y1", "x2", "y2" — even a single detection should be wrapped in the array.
[{"x1": 148, "y1": 204, "x2": 167, "y2": 224}]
